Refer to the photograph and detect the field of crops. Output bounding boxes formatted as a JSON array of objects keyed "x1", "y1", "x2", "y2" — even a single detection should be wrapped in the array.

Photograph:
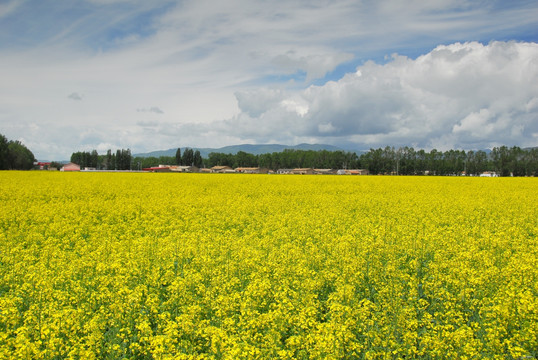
[{"x1": 0, "y1": 172, "x2": 536, "y2": 359}]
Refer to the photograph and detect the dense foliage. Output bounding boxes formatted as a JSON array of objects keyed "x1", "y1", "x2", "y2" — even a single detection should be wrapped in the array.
[
  {"x1": 360, "y1": 146, "x2": 538, "y2": 176},
  {"x1": 131, "y1": 148, "x2": 203, "y2": 170},
  {"x1": 0, "y1": 173, "x2": 536, "y2": 359},
  {"x1": 70, "y1": 148, "x2": 203, "y2": 170},
  {"x1": 71, "y1": 149, "x2": 133, "y2": 170},
  {"x1": 206, "y1": 150, "x2": 361, "y2": 170},
  {"x1": 201, "y1": 146, "x2": 538, "y2": 176},
  {"x1": 0, "y1": 133, "x2": 36, "y2": 170}
]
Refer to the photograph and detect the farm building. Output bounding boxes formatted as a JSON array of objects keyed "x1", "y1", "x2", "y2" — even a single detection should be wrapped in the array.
[
  {"x1": 143, "y1": 165, "x2": 172, "y2": 172},
  {"x1": 211, "y1": 166, "x2": 235, "y2": 173},
  {"x1": 314, "y1": 169, "x2": 337, "y2": 175},
  {"x1": 337, "y1": 169, "x2": 369, "y2": 175},
  {"x1": 235, "y1": 167, "x2": 269, "y2": 174},
  {"x1": 292, "y1": 168, "x2": 315, "y2": 175},
  {"x1": 35, "y1": 162, "x2": 51, "y2": 170},
  {"x1": 170, "y1": 165, "x2": 199, "y2": 173},
  {"x1": 61, "y1": 163, "x2": 80, "y2": 172}
]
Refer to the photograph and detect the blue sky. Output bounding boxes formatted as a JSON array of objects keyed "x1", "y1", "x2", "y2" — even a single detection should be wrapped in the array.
[{"x1": 1, "y1": 0, "x2": 537, "y2": 160}]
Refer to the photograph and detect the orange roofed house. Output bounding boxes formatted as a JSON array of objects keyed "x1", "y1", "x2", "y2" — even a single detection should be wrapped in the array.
[{"x1": 60, "y1": 162, "x2": 80, "y2": 171}]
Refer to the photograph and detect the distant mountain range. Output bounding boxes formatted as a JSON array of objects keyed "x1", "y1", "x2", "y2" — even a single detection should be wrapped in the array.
[{"x1": 133, "y1": 143, "x2": 356, "y2": 159}]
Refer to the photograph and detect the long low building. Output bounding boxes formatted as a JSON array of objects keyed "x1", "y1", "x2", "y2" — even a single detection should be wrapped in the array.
[
  {"x1": 142, "y1": 166, "x2": 171, "y2": 172},
  {"x1": 211, "y1": 166, "x2": 235, "y2": 173},
  {"x1": 337, "y1": 169, "x2": 369, "y2": 175},
  {"x1": 142, "y1": 165, "x2": 200, "y2": 173},
  {"x1": 235, "y1": 167, "x2": 270, "y2": 174},
  {"x1": 61, "y1": 162, "x2": 80, "y2": 171},
  {"x1": 314, "y1": 169, "x2": 337, "y2": 175},
  {"x1": 170, "y1": 165, "x2": 199, "y2": 173},
  {"x1": 292, "y1": 168, "x2": 315, "y2": 175}
]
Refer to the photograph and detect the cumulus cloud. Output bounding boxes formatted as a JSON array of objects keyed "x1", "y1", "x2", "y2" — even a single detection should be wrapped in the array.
[
  {"x1": 222, "y1": 41, "x2": 538, "y2": 150},
  {"x1": 2, "y1": 1, "x2": 538, "y2": 160}
]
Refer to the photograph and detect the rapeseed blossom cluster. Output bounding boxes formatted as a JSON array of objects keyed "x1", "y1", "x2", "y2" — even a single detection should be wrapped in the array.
[{"x1": 0, "y1": 172, "x2": 536, "y2": 359}]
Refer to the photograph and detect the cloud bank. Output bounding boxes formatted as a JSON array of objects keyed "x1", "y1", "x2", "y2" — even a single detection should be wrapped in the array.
[
  {"x1": 214, "y1": 41, "x2": 537, "y2": 151},
  {"x1": 1, "y1": 1, "x2": 537, "y2": 159}
]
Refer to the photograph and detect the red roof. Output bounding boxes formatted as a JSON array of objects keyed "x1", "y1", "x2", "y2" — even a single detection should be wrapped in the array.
[{"x1": 142, "y1": 166, "x2": 171, "y2": 172}]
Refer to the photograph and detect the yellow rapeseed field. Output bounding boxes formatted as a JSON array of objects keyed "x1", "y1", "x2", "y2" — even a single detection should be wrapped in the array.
[{"x1": 0, "y1": 172, "x2": 536, "y2": 359}]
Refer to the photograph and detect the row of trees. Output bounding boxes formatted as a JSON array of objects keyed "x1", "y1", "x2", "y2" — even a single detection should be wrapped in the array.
[
  {"x1": 64, "y1": 145, "x2": 537, "y2": 177},
  {"x1": 174, "y1": 148, "x2": 203, "y2": 168},
  {"x1": 70, "y1": 148, "x2": 204, "y2": 170},
  {"x1": 360, "y1": 146, "x2": 538, "y2": 176},
  {"x1": 130, "y1": 148, "x2": 203, "y2": 170},
  {"x1": 0, "y1": 134, "x2": 36, "y2": 170},
  {"x1": 203, "y1": 146, "x2": 538, "y2": 176},
  {"x1": 206, "y1": 149, "x2": 361, "y2": 170},
  {"x1": 70, "y1": 149, "x2": 132, "y2": 170},
  {"x1": 361, "y1": 147, "x2": 471, "y2": 175}
]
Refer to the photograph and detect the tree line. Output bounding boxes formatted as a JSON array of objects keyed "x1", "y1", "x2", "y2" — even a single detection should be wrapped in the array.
[
  {"x1": 359, "y1": 146, "x2": 538, "y2": 176},
  {"x1": 69, "y1": 145, "x2": 538, "y2": 176},
  {"x1": 205, "y1": 146, "x2": 538, "y2": 176},
  {"x1": 69, "y1": 148, "x2": 203, "y2": 170},
  {"x1": 71, "y1": 149, "x2": 133, "y2": 170},
  {"x1": 206, "y1": 149, "x2": 361, "y2": 170},
  {"x1": 4, "y1": 137, "x2": 532, "y2": 176},
  {"x1": 132, "y1": 148, "x2": 203, "y2": 169},
  {"x1": 0, "y1": 133, "x2": 36, "y2": 170}
]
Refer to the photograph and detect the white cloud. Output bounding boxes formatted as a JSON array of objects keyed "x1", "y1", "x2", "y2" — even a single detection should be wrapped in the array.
[
  {"x1": 1, "y1": 1, "x2": 538, "y2": 160},
  {"x1": 280, "y1": 99, "x2": 309, "y2": 117},
  {"x1": 453, "y1": 109, "x2": 492, "y2": 136},
  {"x1": 235, "y1": 89, "x2": 284, "y2": 117},
  {"x1": 221, "y1": 41, "x2": 538, "y2": 150},
  {"x1": 318, "y1": 122, "x2": 338, "y2": 134}
]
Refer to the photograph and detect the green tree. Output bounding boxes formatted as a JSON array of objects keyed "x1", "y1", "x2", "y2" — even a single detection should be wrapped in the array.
[
  {"x1": 399, "y1": 146, "x2": 416, "y2": 175},
  {"x1": 526, "y1": 148, "x2": 538, "y2": 176},
  {"x1": 50, "y1": 161, "x2": 62, "y2": 170},
  {"x1": 7, "y1": 140, "x2": 36, "y2": 170},
  {"x1": 491, "y1": 146, "x2": 511, "y2": 176},
  {"x1": 207, "y1": 152, "x2": 234, "y2": 167},
  {"x1": 234, "y1": 151, "x2": 257, "y2": 167},
  {"x1": 510, "y1": 146, "x2": 526, "y2": 177},
  {"x1": 105, "y1": 149, "x2": 112, "y2": 170},
  {"x1": 258, "y1": 153, "x2": 272, "y2": 169},
  {"x1": 120, "y1": 149, "x2": 132, "y2": 170},
  {"x1": 0, "y1": 134, "x2": 9, "y2": 170},
  {"x1": 175, "y1": 148, "x2": 181, "y2": 165},
  {"x1": 90, "y1": 150, "x2": 99, "y2": 168},
  {"x1": 116, "y1": 150, "x2": 121, "y2": 170},
  {"x1": 182, "y1": 148, "x2": 194, "y2": 166},
  {"x1": 360, "y1": 148, "x2": 384, "y2": 175},
  {"x1": 428, "y1": 149, "x2": 442, "y2": 175},
  {"x1": 193, "y1": 150, "x2": 203, "y2": 168},
  {"x1": 70, "y1": 151, "x2": 82, "y2": 166}
]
